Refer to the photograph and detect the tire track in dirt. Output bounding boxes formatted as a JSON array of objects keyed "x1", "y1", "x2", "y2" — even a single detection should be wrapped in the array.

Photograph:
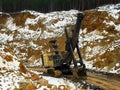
[{"x1": 86, "y1": 72, "x2": 120, "y2": 90}]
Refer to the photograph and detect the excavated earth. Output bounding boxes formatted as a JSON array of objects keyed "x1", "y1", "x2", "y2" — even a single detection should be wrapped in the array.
[{"x1": 0, "y1": 3, "x2": 120, "y2": 90}]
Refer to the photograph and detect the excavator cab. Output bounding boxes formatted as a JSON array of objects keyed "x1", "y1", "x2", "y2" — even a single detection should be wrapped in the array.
[
  {"x1": 41, "y1": 39, "x2": 64, "y2": 68},
  {"x1": 41, "y1": 13, "x2": 86, "y2": 77}
]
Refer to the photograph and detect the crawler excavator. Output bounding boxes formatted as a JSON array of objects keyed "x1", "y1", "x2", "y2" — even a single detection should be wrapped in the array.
[{"x1": 41, "y1": 13, "x2": 86, "y2": 77}]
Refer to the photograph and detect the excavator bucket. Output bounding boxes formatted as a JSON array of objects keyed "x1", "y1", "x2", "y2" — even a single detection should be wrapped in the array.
[{"x1": 72, "y1": 65, "x2": 87, "y2": 78}]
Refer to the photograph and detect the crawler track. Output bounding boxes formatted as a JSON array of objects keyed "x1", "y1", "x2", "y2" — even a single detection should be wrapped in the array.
[{"x1": 28, "y1": 67, "x2": 120, "y2": 90}]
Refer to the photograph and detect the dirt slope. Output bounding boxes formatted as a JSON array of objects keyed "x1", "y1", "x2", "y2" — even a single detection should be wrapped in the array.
[
  {"x1": 0, "y1": 4, "x2": 120, "y2": 73},
  {"x1": 81, "y1": 6, "x2": 120, "y2": 73}
]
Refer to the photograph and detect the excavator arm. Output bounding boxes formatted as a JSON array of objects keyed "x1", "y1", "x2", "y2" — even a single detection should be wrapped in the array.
[
  {"x1": 64, "y1": 13, "x2": 84, "y2": 65},
  {"x1": 62, "y1": 13, "x2": 86, "y2": 76}
]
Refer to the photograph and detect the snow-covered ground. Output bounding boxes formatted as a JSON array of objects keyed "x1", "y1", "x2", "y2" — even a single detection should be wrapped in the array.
[
  {"x1": 0, "y1": 3, "x2": 120, "y2": 90},
  {"x1": 0, "y1": 48, "x2": 80, "y2": 90}
]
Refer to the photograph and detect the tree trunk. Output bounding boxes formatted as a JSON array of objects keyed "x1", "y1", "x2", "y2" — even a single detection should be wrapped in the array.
[
  {"x1": 0, "y1": 0, "x2": 2, "y2": 12},
  {"x1": 50, "y1": 0, "x2": 53, "y2": 12}
]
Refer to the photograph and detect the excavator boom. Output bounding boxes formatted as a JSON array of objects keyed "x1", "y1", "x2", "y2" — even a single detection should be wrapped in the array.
[{"x1": 64, "y1": 13, "x2": 85, "y2": 66}]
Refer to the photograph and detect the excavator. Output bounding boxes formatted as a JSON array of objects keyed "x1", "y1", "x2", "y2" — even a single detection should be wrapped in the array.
[{"x1": 41, "y1": 13, "x2": 86, "y2": 77}]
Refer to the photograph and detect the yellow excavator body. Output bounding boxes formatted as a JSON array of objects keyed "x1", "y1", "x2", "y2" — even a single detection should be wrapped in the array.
[{"x1": 42, "y1": 53, "x2": 54, "y2": 68}]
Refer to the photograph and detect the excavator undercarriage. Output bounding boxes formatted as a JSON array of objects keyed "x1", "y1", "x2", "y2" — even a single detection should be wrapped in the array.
[{"x1": 41, "y1": 13, "x2": 86, "y2": 78}]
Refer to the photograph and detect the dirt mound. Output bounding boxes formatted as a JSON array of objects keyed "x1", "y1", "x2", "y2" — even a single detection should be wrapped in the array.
[
  {"x1": 0, "y1": 47, "x2": 73, "y2": 90},
  {"x1": 0, "y1": 10, "x2": 78, "y2": 67},
  {"x1": 80, "y1": 7, "x2": 120, "y2": 72},
  {"x1": 11, "y1": 12, "x2": 36, "y2": 27},
  {"x1": 0, "y1": 4, "x2": 120, "y2": 73},
  {"x1": 0, "y1": 10, "x2": 79, "y2": 89}
]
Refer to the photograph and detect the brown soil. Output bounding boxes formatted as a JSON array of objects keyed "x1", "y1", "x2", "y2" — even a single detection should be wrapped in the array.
[
  {"x1": 0, "y1": 14, "x2": 9, "y2": 25},
  {"x1": 11, "y1": 12, "x2": 36, "y2": 27}
]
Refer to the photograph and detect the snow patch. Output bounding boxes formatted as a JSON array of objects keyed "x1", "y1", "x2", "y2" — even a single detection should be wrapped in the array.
[
  {"x1": 5, "y1": 17, "x2": 19, "y2": 31},
  {"x1": 103, "y1": 20, "x2": 120, "y2": 31},
  {"x1": 98, "y1": 3, "x2": 120, "y2": 19},
  {"x1": 42, "y1": 76, "x2": 76, "y2": 90},
  {"x1": 82, "y1": 31, "x2": 105, "y2": 43}
]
